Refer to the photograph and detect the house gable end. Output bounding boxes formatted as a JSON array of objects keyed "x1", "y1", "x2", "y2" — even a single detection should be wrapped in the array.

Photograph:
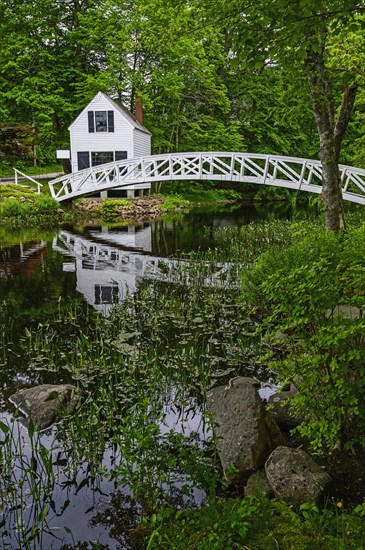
[{"x1": 68, "y1": 92, "x2": 151, "y2": 135}]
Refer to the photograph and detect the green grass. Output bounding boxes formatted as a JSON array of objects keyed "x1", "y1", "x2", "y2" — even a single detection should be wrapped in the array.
[
  {"x1": 161, "y1": 194, "x2": 191, "y2": 211},
  {"x1": 144, "y1": 495, "x2": 365, "y2": 549},
  {"x1": 0, "y1": 163, "x2": 63, "y2": 178},
  {"x1": 0, "y1": 183, "x2": 39, "y2": 199}
]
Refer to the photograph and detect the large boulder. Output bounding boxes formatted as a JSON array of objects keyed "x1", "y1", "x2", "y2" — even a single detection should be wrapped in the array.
[
  {"x1": 265, "y1": 446, "x2": 331, "y2": 507},
  {"x1": 206, "y1": 381, "x2": 285, "y2": 483},
  {"x1": 244, "y1": 469, "x2": 273, "y2": 497},
  {"x1": 10, "y1": 384, "x2": 80, "y2": 430},
  {"x1": 268, "y1": 390, "x2": 301, "y2": 429}
]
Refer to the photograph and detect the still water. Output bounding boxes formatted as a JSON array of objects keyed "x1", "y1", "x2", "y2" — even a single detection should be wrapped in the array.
[{"x1": 0, "y1": 203, "x2": 297, "y2": 549}]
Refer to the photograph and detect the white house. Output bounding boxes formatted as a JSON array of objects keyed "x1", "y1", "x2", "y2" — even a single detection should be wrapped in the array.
[{"x1": 64, "y1": 91, "x2": 152, "y2": 197}]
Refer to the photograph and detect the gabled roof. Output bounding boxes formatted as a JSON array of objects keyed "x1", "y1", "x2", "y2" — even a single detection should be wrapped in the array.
[{"x1": 68, "y1": 91, "x2": 151, "y2": 135}]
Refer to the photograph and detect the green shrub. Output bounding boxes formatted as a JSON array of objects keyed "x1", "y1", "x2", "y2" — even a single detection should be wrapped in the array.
[
  {"x1": 0, "y1": 198, "x2": 31, "y2": 217},
  {"x1": 241, "y1": 224, "x2": 365, "y2": 453},
  {"x1": 0, "y1": 194, "x2": 59, "y2": 223},
  {"x1": 161, "y1": 194, "x2": 191, "y2": 211},
  {"x1": 99, "y1": 198, "x2": 132, "y2": 220},
  {"x1": 33, "y1": 194, "x2": 58, "y2": 214}
]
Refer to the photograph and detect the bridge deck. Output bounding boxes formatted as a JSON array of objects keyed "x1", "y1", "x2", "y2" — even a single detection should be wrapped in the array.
[{"x1": 48, "y1": 152, "x2": 365, "y2": 205}]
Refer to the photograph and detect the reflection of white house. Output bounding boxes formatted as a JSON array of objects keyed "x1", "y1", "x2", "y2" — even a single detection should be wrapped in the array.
[
  {"x1": 60, "y1": 91, "x2": 152, "y2": 198},
  {"x1": 53, "y1": 229, "x2": 233, "y2": 312},
  {"x1": 89, "y1": 225, "x2": 152, "y2": 252}
]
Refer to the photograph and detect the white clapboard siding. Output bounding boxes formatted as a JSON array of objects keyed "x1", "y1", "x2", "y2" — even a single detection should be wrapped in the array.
[
  {"x1": 69, "y1": 92, "x2": 143, "y2": 172},
  {"x1": 133, "y1": 129, "x2": 151, "y2": 158}
]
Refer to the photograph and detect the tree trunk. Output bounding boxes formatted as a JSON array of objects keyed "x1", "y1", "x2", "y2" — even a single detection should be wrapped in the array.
[{"x1": 305, "y1": 44, "x2": 347, "y2": 231}]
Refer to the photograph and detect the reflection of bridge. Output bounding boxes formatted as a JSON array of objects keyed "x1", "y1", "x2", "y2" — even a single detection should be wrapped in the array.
[
  {"x1": 53, "y1": 230, "x2": 234, "y2": 310},
  {"x1": 48, "y1": 151, "x2": 365, "y2": 204}
]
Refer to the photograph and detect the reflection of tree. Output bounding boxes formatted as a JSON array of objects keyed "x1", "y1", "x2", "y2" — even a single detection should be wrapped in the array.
[
  {"x1": 89, "y1": 487, "x2": 196, "y2": 549},
  {"x1": 0, "y1": 244, "x2": 81, "y2": 399},
  {"x1": 90, "y1": 491, "x2": 142, "y2": 549}
]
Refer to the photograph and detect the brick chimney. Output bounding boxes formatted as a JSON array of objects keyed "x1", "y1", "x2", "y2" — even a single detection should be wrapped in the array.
[{"x1": 135, "y1": 97, "x2": 144, "y2": 126}]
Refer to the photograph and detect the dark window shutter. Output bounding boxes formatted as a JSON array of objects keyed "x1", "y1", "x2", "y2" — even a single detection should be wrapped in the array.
[
  {"x1": 77, "y1": 151, "x2": 90, "y2": 170},
  {"x1": 88, "y1": 111, "x2": 94, "y2": 133},
  {"x1": 115, "y1": 151, "x2": 127, "y2": 161},
  {"x1": 108, "y1": 111, "x2": 114, "y2": 132}
]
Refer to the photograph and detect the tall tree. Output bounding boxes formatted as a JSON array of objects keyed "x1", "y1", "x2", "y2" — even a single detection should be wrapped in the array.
[
  {"x1": 214, "y1": 0, "x2": 365, "y2": 230},
  {"x1": 0, "y1": 0, "x2": 105, "y2": 163},
  {"x1": 83, "y1": 0, "x2": 244, "y2": 153}
]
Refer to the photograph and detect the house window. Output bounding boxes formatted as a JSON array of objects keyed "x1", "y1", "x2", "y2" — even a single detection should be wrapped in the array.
[
  {"x1": 115, "y1": 151, "x2": 127, "y2": 161},
  {"x1": 95, "y1": 284, "x2": 119, "y2": 305},
  {"x1": 88, "y1": 110, "x2": 114, "y2": 133},
  {"x1": 91, "y1": 151, "x2": 114, "y2": 166},
  {"x1": 78, "y1": 150, "x2": 128, "y2": 171},
  {"x1": 95, "y1": 111, "x2": 107, "y2": 132}
]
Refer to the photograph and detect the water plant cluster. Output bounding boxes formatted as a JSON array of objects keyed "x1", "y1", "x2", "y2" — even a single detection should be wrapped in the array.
[
  {"x1": 1, "y1": 229, "x2": 261, "y2": 547},
  {"x1": 2, "y1": 214, "x2": 365, "y2": 548}
]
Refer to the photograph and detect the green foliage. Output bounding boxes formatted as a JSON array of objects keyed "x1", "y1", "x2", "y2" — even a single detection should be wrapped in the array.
[
  {"x1": 0, "y1": 183, "x2": 38, "y2": 199},
  {"x1": 33, "y1": 194, "x2": 58, "y2": 214},
  {"x1": 0, "y1": 198, "x2": 30, "y2": 217},
  {"x1": 161, "y1": 194, "x2": 191, "y2": 211},
  {"x1": 104, "y1": 399, "x2": 219, "y2": 514},
  {"x1": 2, "y1": 0, "x2": 360, "y2": 176},
  {"x1": 99, "y1": 198, "x2": 131, "y2": 221},
  {"x1": 241, "y1": 224, "x2": 365, "y2": 452},
  {"x1": 254, "y1": 186, "x2": 303, "y2": 203},
  {"x1": 0, "y1": 194, "x2": 59, "y2": 225},
  {"x1": 159, "y1": 181, "x2": 242, "y2": 203},
  {"x1": 145, "y1": 494, "x2": 365, "y2": 549}
]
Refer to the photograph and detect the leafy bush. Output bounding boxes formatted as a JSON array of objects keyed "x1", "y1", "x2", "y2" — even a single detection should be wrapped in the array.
[
  {"x1": 161, "y1": 194, "x2": 191, "y2": 211},
  {"x1": 99, "y1": 198, "x2": 132, "y2": 220},
  {"x1": 0, "y1": 198, "x2": 31, "y2": 217},
  {"x1": 33, "y1": 194, "x2": 58, "y2": 214},
  {"x1": 241, "y1": 224, "x2": 365, "y2": 452},
  {"x1": 0, "y1": 194, "x2": 59, "y2": 225}
]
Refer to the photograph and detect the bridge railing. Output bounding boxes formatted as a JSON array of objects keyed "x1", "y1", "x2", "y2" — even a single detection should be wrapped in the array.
[{"x1": 48, "y1": 152, "x2": 365, "y2": 205}]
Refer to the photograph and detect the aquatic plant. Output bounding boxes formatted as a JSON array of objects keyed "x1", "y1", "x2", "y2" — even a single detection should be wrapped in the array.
[{"x1": 5, "y1": 215, "x2": 365, "y2": 546}]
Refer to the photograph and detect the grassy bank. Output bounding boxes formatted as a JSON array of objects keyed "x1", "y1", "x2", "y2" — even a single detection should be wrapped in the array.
[
  {"x1": 0, "y1": 186, "x2": 192, "y2": 228},
  {"x1": 0, "y1": 163, "x2": 63, "y2": 179},
  {"x1": 143, "y1": 494, "x2": 365, "y2": 549}
]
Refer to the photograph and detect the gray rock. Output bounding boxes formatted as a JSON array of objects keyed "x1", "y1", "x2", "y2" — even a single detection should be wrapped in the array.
[
  {"x1": 229, "y1": 376, "x2": 260, "y2": 388},
  {"x1": 10, "y1": 384, "x2": 80, "y2": 430},
  {"x1": 268, "y1": 391, "x2": 301, "y2": 428},
  {"x1": 206, "y1": 382, "x2": 285, "y2": 483},
  {"x1": 265, "y1": 410, "x2": 287, "y2": 447},
  {"x1": 265, "y1": 446, "x2": 331, "y2": 507},
  {"x1": 244, "y1": 469, "x2": 273, "y2": 497}
]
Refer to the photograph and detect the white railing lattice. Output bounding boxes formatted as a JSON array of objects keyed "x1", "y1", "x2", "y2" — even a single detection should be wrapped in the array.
[{"x1": 48, "y1": 152, "x2": 365, "y2": 205}]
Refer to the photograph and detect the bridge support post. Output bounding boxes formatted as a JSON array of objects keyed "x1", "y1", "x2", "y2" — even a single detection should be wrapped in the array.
[{"x1": 127, "y1": 189, "x2": 135, "y2": 199}]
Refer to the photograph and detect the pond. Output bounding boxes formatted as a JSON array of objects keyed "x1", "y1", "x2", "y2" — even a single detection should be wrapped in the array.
[{"x1": 0, "y1": 202, "x2": 307, "y2": 549}]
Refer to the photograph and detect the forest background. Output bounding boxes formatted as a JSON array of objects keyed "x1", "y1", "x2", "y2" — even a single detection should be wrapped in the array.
[{"x1": 1, "y1": 0, "x2": 365, "y2": 175}]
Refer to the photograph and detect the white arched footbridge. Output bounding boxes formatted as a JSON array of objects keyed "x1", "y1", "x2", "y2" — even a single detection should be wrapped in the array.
[{"x1": 48, "y1": 152, "x2": 365, "y2": 205}]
